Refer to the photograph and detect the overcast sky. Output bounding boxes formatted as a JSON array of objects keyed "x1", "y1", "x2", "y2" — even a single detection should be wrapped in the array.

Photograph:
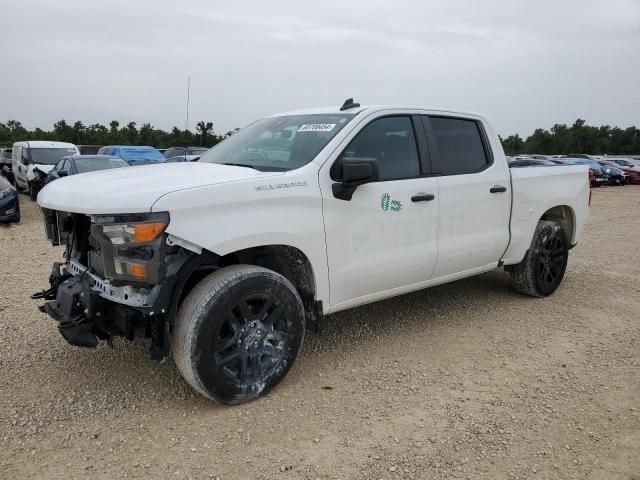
[{"x1": 1, "y1": 0, "x2": 639, "y2": 137}]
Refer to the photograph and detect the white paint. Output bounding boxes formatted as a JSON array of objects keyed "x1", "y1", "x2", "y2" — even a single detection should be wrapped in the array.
[{"x1": 37, "y1": 105, "x2": 589, "y2": 314}]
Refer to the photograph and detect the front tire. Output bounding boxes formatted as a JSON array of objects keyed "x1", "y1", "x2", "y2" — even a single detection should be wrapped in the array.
[
  {"x1": 510, "y1": 220, "x2": 569, "y2": 297},
  {"x1": 172, "y1": 265, "x2": 305, "y2": 404}
]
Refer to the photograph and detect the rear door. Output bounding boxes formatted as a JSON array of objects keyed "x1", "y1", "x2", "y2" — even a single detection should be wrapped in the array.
[{"x1": 422, "y1": 115, "x2": 511, "y2": 278}]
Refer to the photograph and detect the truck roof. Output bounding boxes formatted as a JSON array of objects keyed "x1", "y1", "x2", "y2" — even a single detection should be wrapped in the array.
[{"x1": 272, "y1": 105, "x2": 485, "y2": 119}]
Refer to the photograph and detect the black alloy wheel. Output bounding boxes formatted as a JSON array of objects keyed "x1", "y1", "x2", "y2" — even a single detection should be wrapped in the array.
[
  {"x1": 534, "y1": 230, "x2": 565, "y2": 293},
  {"x1": 213, "y1": 294, "x2": 291, "y2": 386},
  {"x1": 172, "y1": 265, "x2": 305, "y2": 404}
]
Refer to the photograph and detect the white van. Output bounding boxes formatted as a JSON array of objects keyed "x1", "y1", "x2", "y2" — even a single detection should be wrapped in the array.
[{"x1": 12, "y1": 141, "x2": 79, "y2": 199}]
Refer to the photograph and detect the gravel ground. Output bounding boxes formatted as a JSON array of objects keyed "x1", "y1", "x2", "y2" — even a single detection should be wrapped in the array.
[{"x1": 1, "y1": 187, "x2": 639, "y2": 480}]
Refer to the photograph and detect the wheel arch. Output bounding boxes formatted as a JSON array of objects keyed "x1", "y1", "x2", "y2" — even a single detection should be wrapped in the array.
[
  {"x1": 540, "y1": 205, "x2": 576, "y2": 246},
  {"x1": 220, "y1": 244, "x2": 317, "y2": 312},
  {"x1": 172, "y1": 244, "x2": 319, "y2": 316}
]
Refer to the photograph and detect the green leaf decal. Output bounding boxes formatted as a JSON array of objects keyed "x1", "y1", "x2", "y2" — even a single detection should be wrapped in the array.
[
  {"x1": 381, "y1": 193, "x2": 391, "y2": 211},
  {"x1": 380, "y1": 193, "x2": 402, "y2": 212}
]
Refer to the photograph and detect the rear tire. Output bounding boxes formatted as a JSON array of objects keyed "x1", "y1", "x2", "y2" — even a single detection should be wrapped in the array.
[
  {"x1": 172, "y1": 265, "x2": 305, "y2": 404},
  {"x1": 510, "y1": 220, "x2": 568, "y2": 297}
]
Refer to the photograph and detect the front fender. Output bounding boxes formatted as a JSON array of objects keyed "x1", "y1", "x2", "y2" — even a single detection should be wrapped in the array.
[{"x1": 151, "y1": 169, "x2": 330, "y2": 305}]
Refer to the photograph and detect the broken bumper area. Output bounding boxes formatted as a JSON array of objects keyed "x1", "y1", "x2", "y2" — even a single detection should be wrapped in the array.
[
  {"x1": 41, "y1": 274, "x2": 101, "y2": 348},
  {"x1": 32, "y1": 263, "x2": 147, "y2": 349}
]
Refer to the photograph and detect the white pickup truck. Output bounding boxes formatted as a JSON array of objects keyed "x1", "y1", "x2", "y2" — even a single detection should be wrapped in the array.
[{"x1": 35, "y1": 100, "x2": 589, "y2": 404}]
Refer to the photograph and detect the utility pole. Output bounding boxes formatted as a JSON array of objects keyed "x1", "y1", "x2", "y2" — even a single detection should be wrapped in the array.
[{"x1": 185, "y1": 77, "x2": 191, "y2": 131}]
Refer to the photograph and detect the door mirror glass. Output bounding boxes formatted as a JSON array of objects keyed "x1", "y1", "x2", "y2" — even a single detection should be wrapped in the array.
[
  {"x1": 21, "y1": 151, "x2": 30, "y2": 165},
  {"x1": 58, "y1": 170, "x2": 68, "y2": 177},
  {"x1": 331, "y1": 157, "x2": 379, "y2": 200}
]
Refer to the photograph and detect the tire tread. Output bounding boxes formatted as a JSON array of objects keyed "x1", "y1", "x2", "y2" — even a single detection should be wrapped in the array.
[{"x1": 172, "y1": 264, "x2": 303, "y2": 403}]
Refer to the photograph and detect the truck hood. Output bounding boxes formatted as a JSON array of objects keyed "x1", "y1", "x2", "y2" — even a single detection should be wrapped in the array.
[{"x1": 38, "y1": 162, "x2": 280, "y2": 214}]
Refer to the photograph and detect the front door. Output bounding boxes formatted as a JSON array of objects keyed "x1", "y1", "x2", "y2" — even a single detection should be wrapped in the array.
[{"x1": 320, "y1": 115, "x2": 439, "y2": 309}]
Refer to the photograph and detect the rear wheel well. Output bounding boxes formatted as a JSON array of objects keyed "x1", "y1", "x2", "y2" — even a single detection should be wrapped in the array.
[{"x1": 540, "y1": 205, "x2": 575, "y2": 246}]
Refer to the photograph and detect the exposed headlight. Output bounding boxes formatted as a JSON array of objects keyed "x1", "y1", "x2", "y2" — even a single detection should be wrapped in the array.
[
  {"x1": 101, "y1": 222, "x2": 168, "y2": 245},
  {"x1": 92, "y1": 212, "x2": 169, "y2": 245},
  {"x1": 91, "y1": 212, "x2": 169, "y2": 282}
]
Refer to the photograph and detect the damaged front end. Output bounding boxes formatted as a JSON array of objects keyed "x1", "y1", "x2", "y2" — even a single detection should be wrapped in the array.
[{"x1": 33, "y1": 208, "x2": 193, "y2": 360}]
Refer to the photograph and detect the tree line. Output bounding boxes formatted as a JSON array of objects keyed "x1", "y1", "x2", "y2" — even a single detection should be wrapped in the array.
[
  {"x1": 0, "y1": 120, "x2": 233, "y2": 149},
  {"x1": 2, "y1": 117, "x2": 639, "y2": 155},
  {"x1": 501, "y1": 119, "x2": 640, "y2": 155}
]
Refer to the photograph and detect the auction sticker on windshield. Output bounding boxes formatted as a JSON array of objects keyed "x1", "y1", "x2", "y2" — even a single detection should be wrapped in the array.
[{"x1": 298, "y1": 124, "x2": 336, "y2": 132}]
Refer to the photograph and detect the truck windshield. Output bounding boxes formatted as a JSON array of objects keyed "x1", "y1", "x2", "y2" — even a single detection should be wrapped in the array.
[
  {"x1": 30, "y1": 148, "x2": 78, "y2": 165},
  {"x1": 199, "y1": 114, "x2": 355, "y2": 171}
]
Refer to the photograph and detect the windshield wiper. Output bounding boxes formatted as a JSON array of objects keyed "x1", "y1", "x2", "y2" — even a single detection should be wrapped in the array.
[
  {"x1": 219, "y1": 162, "x2": 286, "y2": 172},
  {"x1": 220, "y1": 162, "x2": 261, "y2": 170}
]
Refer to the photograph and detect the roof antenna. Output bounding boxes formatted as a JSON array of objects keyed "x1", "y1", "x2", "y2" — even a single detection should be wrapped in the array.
[{"x1": 340, "y1": 98, "x2": 360, "y2": 111}]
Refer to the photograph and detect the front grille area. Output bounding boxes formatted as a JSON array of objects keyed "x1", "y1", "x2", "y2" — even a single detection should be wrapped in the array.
[{"x1": 88, "y1": 250, "x2": 105, "y2": 278}]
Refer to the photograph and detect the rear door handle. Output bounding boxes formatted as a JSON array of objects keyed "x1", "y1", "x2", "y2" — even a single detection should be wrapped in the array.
[
  {"x1": 490, "y1": 185, "x2": 507, "y2": 193},
  {"x1": 411, "y1": 193, "x2": 435, "y2": 202}
]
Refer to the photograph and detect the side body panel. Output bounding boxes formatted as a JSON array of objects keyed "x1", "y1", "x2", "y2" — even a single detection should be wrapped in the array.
[
  {"x1": 428, "y1": 118, "x2": 511, "y2": 278},
  {"x1": 317, "y1": 109, "x2": 440, "y2": 308},
  {"x1": 502, "y1": 165, "x2": 589, "y2": 265},
  {"x1": 151, "y1": 164, "x2": 332, "y2": 307}
]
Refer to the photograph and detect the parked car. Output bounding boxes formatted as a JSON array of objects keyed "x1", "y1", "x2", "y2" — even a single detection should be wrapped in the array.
[
  {"x1": 559, "y1": 158, "x2": 607, "y2": 187},
  {"x1": 96, "y1": 145, "x2": 166, "y2": 165},
  {"x1": 1, "y1": 147, "x2": 14, "y2": 184},
  {"x1": 508, "y1": 157, "x2": 557, "y2": 167},
  {"x1": 165, "y1": 155, "x2": 201, "y2": 163},
  {"x1": 45, "y1": 155, "x2": 130, "y2": 185},
  {"x1": 599, "y1": 164, "x2": 627, "y2": 185},
  {"x1": 163, "y1": 146, "x2": 209, "y2": 158},
  {"x1": 11, "y1": 141, "x2": 80, "y2": 199},
  {"x1": 77, "y1": 145, "x2": 104, "y2": 155},
  {"x1": 598, "y1": 161, "x2": 640, "y2": 185},
  {"x1": 564, "y1": 154, "x2": 599, "y2": 160},
  {"x1": 35, "y1": 102, "x2": 590, "y2": 404},
  {"x1": 600, "y1": 158, "x2": 640, "y2": 173},
  {"x1": 0, "y1": 175, "x2": 20, "y2": 223},
  {"x1": 516, "y1": 154, "x2": 550, "y2": 160}
]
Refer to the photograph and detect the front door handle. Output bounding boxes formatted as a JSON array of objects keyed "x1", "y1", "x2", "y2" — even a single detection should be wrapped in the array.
[
  {"x1": 490, "y1": 185, "x2": 507, "y2": 193},
  {"x1": 411, "y1": 193, "x2": 435, "y2": 202}
]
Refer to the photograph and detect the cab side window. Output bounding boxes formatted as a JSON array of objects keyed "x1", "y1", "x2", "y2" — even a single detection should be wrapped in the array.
[
  {"x1": 342, "y1": 116, "x2": 420, "y2": 181},
  {"x1": 427, "y1": 117, "x2": 489, "y2": 175}
]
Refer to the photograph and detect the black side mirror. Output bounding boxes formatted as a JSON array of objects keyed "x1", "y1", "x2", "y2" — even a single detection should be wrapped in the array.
[
  {"x1": 58, "y1": 170, "x2": 68, "y2": 177},
  {"x1": 331, "y1": 157, "x2": 380, "y2": 201}
]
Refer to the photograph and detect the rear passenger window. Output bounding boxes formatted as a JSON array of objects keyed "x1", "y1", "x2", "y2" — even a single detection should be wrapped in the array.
[
  {"x1": 428, "y1": 117, "x2": 489, "y2": 175},
  {"x1": 342, "y1": 116, "x2": 420, "y2": 181}
]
